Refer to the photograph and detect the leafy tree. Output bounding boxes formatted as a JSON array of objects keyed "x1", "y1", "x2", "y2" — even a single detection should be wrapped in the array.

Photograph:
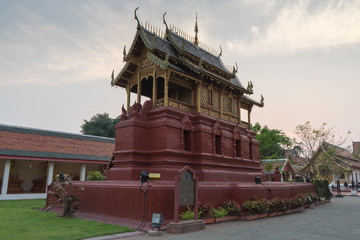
[
  {"x1": 294, "y1": 121, "x2": 350, "y2": 180},
  {"x1": 252, "y1": 122, "x2": 294, "y2": 159},
  {"x1": 80, "y1": 113, "x2": 119, "y2": 138}
]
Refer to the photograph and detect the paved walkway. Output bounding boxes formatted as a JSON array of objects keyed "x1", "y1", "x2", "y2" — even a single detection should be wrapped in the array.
[{"x1": 121, "y1": 196, "x2": 360, "y2": 240}]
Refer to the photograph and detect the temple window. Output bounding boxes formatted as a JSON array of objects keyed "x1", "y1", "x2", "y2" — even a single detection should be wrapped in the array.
[
  {"x1": 249, "y1": 141, "x2": 253, "y2": 160},
  {"x1": 235, "y1": 139, "x2": 241, "y2": 158},
  {"x1": 209, "y1": 90, "x2": 213, "y2": 106},
  {"x1": 183, "y1": 130, "x2": 191, "y2": 151},
  {"x1": 169, "y1": 83, "x2": 192, "y2": 105},
  {"x1": 215, "y1": 135, "x2": 222, "y2": 155},
  {"x1": 156, "y1": 77, "x2": 164, "y2": 99}
]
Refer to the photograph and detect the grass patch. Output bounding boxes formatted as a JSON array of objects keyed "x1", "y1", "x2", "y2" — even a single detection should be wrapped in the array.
[{"x1": 0, "y1": 199, "x2": 134, "y2": 240}]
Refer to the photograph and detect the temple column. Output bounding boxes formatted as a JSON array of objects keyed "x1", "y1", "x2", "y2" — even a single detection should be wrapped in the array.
[
  {"x1": 126, "y1": 82, "x2": 131, "y2": 111},
  {"x1": 137, "y1": 72, "x2": 141, "y2": 104},
  {"x1": 45, "y1": 161, "x2": 54, "y2": 193},
  {"x1": 152, "y1": 68, "x2": 157, "y2": 107},
  {"x1": 1, "y1": 159, "x2": 11, "y2": 195},
  {"x1": 196, "y1": 83, "x2": 201, "y2": 112},
  {"x1": 80, "y1": 163, "x2": 86, "y2": 181},
  {"x1": 164, "y1": 70, "x2": 169, "y2": 106},
  {"x1": 248, "y1": 106, "x2": 252, "y2": 127},
  {"x1": 238, "y1": 98, "x2": 241, "y2": 124}
]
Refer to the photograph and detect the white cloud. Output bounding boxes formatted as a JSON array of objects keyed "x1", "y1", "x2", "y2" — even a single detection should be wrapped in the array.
[{"x1": 226, "y1": 0, "x2": 360, "y2": 55}]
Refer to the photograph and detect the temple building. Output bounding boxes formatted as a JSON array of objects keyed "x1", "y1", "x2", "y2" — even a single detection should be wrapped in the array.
[
  {"x1": 49, "y1": 9, "x2": 314, "y2": 229},
  {"x1": 111, "y1": 9, "x2": 264, "y2": 129}
]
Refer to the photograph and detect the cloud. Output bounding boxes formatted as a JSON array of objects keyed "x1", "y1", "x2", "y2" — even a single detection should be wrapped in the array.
[{"x1": 226, "y1": 0, "x2": 360, "y2": 55}]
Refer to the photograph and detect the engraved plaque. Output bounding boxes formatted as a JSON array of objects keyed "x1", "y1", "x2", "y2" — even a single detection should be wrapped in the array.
[{"x1": 178, "y1": 170, "x2": 194, "y2": 206}]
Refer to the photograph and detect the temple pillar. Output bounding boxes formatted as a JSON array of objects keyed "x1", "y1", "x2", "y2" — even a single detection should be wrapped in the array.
[
  {"x1": 137, "y1": 72, "x2": 141, "y2": 104},
  {"x1": 152, "y1": 68, "x2": 157, "y2": 106},
  {"x1": 46, "y1": 161, "x2": 54, "y2": 193},
  {"x1": 164, "y1": 70, "x2": 169, "y2": 106},
  {"x1": 80, "y1": 163, "x2": 86, "y2": 181},
  {"x1": 126, "y1": 82, "x2": 131, "y2": 111},
  {"x1": 1, "y1": 159, "x2": 11, "y2": 195},
  {"x1": 248, "y1": 107, "x2": 252, "y2": 127},
  {"x1": 196, "y1": 83, "x2": 201, "y2": 112},
  {"x1": 238, "y1": 97, "x2": 241, "y2": 124}
]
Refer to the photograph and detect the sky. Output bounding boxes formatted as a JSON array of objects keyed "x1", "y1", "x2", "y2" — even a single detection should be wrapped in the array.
[{"x1": 1, "y1": 0, "x2": 359, "y2": 146}]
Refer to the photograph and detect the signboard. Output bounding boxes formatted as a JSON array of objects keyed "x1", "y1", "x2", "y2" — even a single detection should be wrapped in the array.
[{"x1": 178, "y1": 170, "x2": 194, "y2": 206}]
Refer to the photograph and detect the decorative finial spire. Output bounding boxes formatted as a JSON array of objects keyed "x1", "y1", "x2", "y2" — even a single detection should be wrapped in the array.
[{"x1": 194, "y1": 12, "x2": 199, "y2": 46}]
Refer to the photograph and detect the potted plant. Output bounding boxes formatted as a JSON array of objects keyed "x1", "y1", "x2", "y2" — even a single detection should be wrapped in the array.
[
  {"x1": 267, "y1": 200, "x2": 277, "y2": 217},
  {"x1": 213, "y1": 207, "x2": 229, "y2": 223},
  {"x1": 216, "y1": 199, "x2": 241, "y2": 222},
  {"x1": 199, "y1": 202, "x2": 215, "y2": 224},
  {"x1": 180, "y1": 206, "x2": 194, "y2": 220},
  {"x1": 256, "y1": 198, "x2": 269, "y2": 218},
  {"x1": 242, "y1": 200, "x2": 259, "y2": 220}
]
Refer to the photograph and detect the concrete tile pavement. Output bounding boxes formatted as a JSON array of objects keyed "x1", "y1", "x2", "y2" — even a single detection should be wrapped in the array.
[{"x1": 120, "y1": 196, "x2": 360, "y2": 240}]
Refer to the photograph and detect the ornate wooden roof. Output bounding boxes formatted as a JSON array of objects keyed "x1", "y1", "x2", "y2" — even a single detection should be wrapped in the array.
[{"x1": 112, "y1": 8, "x2": 264, "y2": 108}]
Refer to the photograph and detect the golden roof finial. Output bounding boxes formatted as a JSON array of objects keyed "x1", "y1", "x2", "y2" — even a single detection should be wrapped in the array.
[{"x1": 194, "y1": 12, "x2": 199, "y2": 46}]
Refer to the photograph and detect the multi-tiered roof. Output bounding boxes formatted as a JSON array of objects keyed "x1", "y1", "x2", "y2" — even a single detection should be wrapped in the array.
[{"x1": 111, "y1": 8, "x2": 263, "y2": 127}]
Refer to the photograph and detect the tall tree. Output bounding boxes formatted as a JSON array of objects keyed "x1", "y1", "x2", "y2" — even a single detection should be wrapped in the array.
[
  {"x1": 80, "y1": 113, "x2": 119, "y2": 138},
  {"x1": 252, "y1": 122, "x2": 294, "y2": 159}
]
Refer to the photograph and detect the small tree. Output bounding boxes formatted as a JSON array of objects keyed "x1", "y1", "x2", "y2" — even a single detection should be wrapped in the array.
[
  {"x1": 294, "y1": 121, "x2": 350, "y2": 180},
  {"x1": 48, "y1": 174, "x2": 84, "y2": 217}
]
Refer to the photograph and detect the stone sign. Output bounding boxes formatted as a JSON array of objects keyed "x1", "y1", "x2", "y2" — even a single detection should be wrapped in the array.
[{"x1": 178, "y1": 170, "x2": 194, "y2": 206}]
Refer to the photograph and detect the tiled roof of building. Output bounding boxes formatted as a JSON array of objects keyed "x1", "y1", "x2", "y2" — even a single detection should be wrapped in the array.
[{"x1": 0, "y1": 123, "x2": 114, "y2": 162}]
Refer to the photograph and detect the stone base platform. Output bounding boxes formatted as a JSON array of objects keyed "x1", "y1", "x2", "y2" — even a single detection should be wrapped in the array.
[{"x1": 167, "y1": 220, "x2": 205, "y2": 234}]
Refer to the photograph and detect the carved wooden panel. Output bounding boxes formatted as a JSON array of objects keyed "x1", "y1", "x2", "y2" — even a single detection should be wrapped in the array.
[
  {"x1": 141, "y1": 58, "x2": 154, "y2": 69},
  {"x1": 201, "y1": 84, "x2": 208, "y2": 105},
  {"x1": 213, "y1": 90, "x2": 219, "y2": 109}
]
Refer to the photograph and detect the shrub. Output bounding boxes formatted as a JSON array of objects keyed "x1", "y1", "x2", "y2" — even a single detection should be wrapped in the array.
[
  {"x1": 296, "y1": 194, "x2": 306, "y2": 207},
  {"x1": 242, "y1": 200, "x2": 258, "y2": 215},
  {"x1": 199, "y1": 202, "x2": 214, "y2": 219},
  {"x1": 271, "y1": 198, "x2": 285, "y2": 212},
  {"x1": 222, "y1": 200, "x2": 241, "y2": 216},
  {"x1": 313, "y1": 179, "x2": 332, "y2": 200},
  {"x1": 180, "y1": 206, "x2": 194, "y2": 220},
  {"x1": 48, "y1": 173, "x2": 84, "y2": 217},
  {"x1": 213, "y1": 207, "x2": 228, "y2": 218},
  {"x1": 86, "y1": 171, "x2": 106, "y2": 181},
  {"x1": 256, "y1": 199, "x2": 269, "y2": 214}
]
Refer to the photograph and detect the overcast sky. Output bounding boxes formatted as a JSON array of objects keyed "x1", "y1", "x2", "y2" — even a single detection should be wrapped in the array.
[{"x1": 1, "y1": 0, "x2": 359, "y2": 145}]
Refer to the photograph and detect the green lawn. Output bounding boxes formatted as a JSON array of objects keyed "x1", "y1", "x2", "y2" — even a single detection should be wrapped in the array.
[{"x1": 0, "y1": 199, "x2": 134, "y2": 240}]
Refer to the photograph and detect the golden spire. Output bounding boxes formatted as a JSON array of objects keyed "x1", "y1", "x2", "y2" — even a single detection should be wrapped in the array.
[{"x1": 194, "y1": 12, "x2": 199, "y2": 46}]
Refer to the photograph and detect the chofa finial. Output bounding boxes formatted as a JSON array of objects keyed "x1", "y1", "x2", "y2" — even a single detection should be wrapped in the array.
[
  {"x1": 260, "y1": 94, "x2": 264, "y2": 106},
  {"x1": 134, "y1": 7, "x2": 140, "y2": 28},
  {"x1": 232, "y1": 62, "x2": 238, "y2": 75},
  {"x1": 194, "y1": 12, "x2": 199, "y2": 46},
  {"x1": 163, "y1": 12, "x2": 169, "y2": 31},
  {"x1": 218, "y1": 45, "x2": 222, "y2": 58}
]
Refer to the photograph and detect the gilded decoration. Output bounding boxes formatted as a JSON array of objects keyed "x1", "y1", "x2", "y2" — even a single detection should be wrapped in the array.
[
  {"x1": 141, "y1": 58, "x2": 154, "y2": 69},
  {"x1": 201, "y1": 85, "x2": 208, "y2": 105},
  {"x1": 179, "y1": 103, "x2": 193, "y2": 113},
  {"x1": 156, "y1": 100, "x2": 164, "y2": 107},
  {"x1": 230, "y1": 117, "x2": 238, "y2": 123},
  {"x1": 232, "y1": 97, "x2": 238, "y2": 115},
  {"x1": 212, "y1": 90, "x2": 219, "y2": 108},
  {"x1": 210, "y1": 110, "x2": 220, "y2": 118},
  {"x1": 222, "y1": 95, "x2": 231, "y2": 113},
  {"x1": 222, "y1": 114, "x2": 230, "y2": 121},
  {"x1": 169, "y1": 100, "x2": 179, "y2": 108},
  {"x1": 200, "y1": 107, "x2": 209, "y2": 114}
]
